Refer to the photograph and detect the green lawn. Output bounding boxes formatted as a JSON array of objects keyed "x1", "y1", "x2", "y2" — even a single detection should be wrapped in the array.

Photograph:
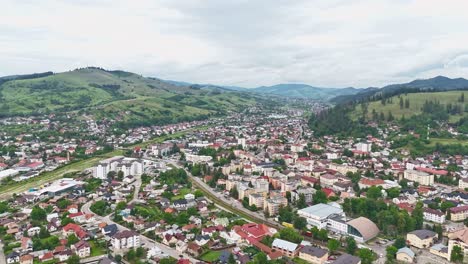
[
  {"x1": 426, "y1": 138, "x2": 468, "y2": 147},
  {"x1": 171, "y1": 188, "x2": 192, "y2": 201},
  {"x1": 89, "y1": 240, "x2": 107, "y2": 256},
  {"x1": 200, "y1": 250, "x2": 222, "y2": 262}
]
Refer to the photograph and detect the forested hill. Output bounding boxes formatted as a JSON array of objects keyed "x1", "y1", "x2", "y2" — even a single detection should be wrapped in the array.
[
  {"x1": 331, "y1": 76, "x2": 468, "y2": 104},
  {"x1": 0, "y1": 67, "x2": 262, "y2": 127},
  {"x1": 309, "y1": 77, "x2": 468, "y2": 139}
]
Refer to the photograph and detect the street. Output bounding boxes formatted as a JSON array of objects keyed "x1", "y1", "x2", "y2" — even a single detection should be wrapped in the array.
[{"x1": 82, "y1": 201, "x2": 197, "y2": 263}]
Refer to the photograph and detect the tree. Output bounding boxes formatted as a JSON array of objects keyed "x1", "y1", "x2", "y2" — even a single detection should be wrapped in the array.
[
  {"x1": 136, "y1": 247, "x2": 145, "y2": 258},
  {"x1": 278, "y1": 206, "x2": 294, "y2": 223},
  {"x1": 31, "y1": 206, "x2": 47, "y2": 221},
  {"x1": 451, "y1": 245, "x2": 464, "y2": 263},
  {"x1": 297, "y1": 193, "x2": 307, "y2": 209},
  {"x1": 346, "y1": 237, "x2": 357, "y2": 254},
  {"x1": 412, "y1": 202, "x2": 424, "y2": 230},
  {"x1": 387, "y1": 187, "x2": 400, "y2": 199},
  {"x1": 116, "y1": 201, "x2": 127, "y2": 211},
  {"x1": 117, "y1": 170, "x2": 124, "y2": 181},
  {"x1": 327, "y1": 239, "x2": 340, "y2": 254},
  {"x1": 67, "y1": 234, "x2": 79, "y2": 246},
  {"x1": 67, "y1": 255, "x2": 80, "y2": 264},
  {"x1": 90, "y1": 200, "x2": 108, "y2": 216},
  {"x1": 399, "y1": 97, "x2": 404, "y2": 109},
  {"x1": 358, "y1": 248, "x2": 376, "y2": 264},
  {"x1": 366, "y1": 186, "x2": 382, "y2": 199},
  {"x1": 228, "y1": 253, "x2": 236, "y2": 264},
  {"x1": 229, "y1": 186, "x2": 239, "y2": 199},
  {"x1": 252, "y1": 252, "x2": 268, "y2": 264},
  {"x1": 293, "y1": 217, "x2": 307, "y2": 230},
  {"x1": 279, "y1": 227, "x2": 303, "y2": 243},
  {"x1": 39, "y1": 227, "x2": 50, "y2": 238},
  {"x1": 57, "y1": 199, "x2": 71, "y2": 209},
  {"x1": 393, "y1": 237, "x2": 406, "y2": 249},
  {"x1": 405, "y1": 98, "x2": 410, "y2": 108},
  {"x1": 386, "y1": 246, "x2": 398, "y2": 261},
  {"x1": 126, "y1": 249, "x2": 136, "y2": 261},
  {"x1": 313, "y1": 190, "x2": 327, "y2": 204}
]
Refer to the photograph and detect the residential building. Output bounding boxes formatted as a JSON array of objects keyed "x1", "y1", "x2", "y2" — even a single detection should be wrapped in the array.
[
  {"x1": 271, "y1": 238, "x2": 299, "y2": 257},
  {"x1": 404, "y1": 170, "x2": 434, "y2": 186},
  {"x1": 396, "y1": 247, "x2": 415, "y2": 263},
  {"x1": 299, "y1": 246, "x2": 328, "y2": 264},
  {"x1": 111, "y1": 230, "x2": 140, "y2": 251},
  {"x1": 423, "y1": 208, "x2": 445, "y2": 224},
  {"x1": 407, "y1": 230, "x2": 437, "y2": 248},
  {"x1": 450, "y1": 205, "x2": 468, "y2": 221}
]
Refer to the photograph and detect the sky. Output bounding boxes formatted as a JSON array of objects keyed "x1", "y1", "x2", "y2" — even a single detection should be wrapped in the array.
[{"x1": 1, "y1": 0, "x2": 468, "y2": 88}]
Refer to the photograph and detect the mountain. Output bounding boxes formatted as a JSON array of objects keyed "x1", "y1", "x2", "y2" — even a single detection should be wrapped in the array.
[
  {"x1": 0, "y1": 67, "x2": 260, "y2": 127},
  {"x1": 331, "y1": 76, "x2": 468, "y2": 104},
  {"x1": 249, "y1": 84, "x2": 361, "y2": 101}
]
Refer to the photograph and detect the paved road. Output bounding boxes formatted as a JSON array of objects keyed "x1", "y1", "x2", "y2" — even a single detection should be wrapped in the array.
[
  {"x1": 166, "y1": 160, "x2": 284, "y2": 230},
  {"x1": 0, "y1": 242, "x2": 6, "y2": 264},
  {"x1": 82, "y1": 201, "x2": 197, "y2": 263},
  {"x1": 131, "y1": 173, "x2": 142, "y2": 203}
]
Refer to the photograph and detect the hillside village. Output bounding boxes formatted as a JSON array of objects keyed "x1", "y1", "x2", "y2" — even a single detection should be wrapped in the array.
[{"x1": 0, "y1": 104, "x2": 468, "y2": 264}]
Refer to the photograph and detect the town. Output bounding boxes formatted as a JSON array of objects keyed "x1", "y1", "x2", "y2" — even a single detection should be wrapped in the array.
[{"x1": 0, "y1": 103, "x2": 467, "y2": 264}]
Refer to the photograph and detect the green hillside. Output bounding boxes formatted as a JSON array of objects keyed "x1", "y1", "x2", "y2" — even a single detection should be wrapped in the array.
[
  {"x1": 0, "y1": 67, "x2": 259, "y2": 126},
  {"x1": 352, "y1": 91, "x2": 467, "y2": 122}
]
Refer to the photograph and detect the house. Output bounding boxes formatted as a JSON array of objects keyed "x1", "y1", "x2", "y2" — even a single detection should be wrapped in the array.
[
  {"x1": 56, "y1": 249, "x2": 73, "y2": 261},
  {"x1": 102, "y1": 223, "x2": 118, "y2": 237},
  {"x1": 6, "y1": 252, "x2": 20, "y2": 264},
  {"x1": 396, "y1": 247, "x2": 415, "y2": 263},
  {"x1": 175, "y1": 240, "x2": 187, "y2": 253},
  {"x1": 423, "y1": 208, "x2": 445, "y2": 224},
  {"x1": 407, "y1": 230, "x2": 437, "y2": 248},
  {"x1": 19, "y1": 254, "x2": 33, "y2": 264},
  {"x1": 429, "y1": 244, "x2": 449, "y2": 260},
  {"x1": 194, "y1": 235, "x2": 211, "y2": 246},
  {"x1": 186, "y1": 242, "x2": 203, "y2": 257},
  {"x1": 27, "y1": 226, "x2": 40, "y2": 237},
  {"x1": 450, "y1": 205, "x2": 468, "y2": 221},
  {"x1": 111, "y1": 230, "x2": 140, "y2": 250},
  {"x1": 271, "y1": 238, "x2": 299, "y2": 257},
  {"x1": 299, "y1": 245, "x2": 328, "y2": 264},
  {"x1": 72, "y1": 240, "x2": 91, "y2": 258},
  {"x1": 39, "y1": 252, "x2": 54, "y2": 262},
  {"x1": 21, "y1": 237, "x2": 33, "y2": 253},
  {"x1": 63, "y1": 223, "x2": 88, "y2": 239}
]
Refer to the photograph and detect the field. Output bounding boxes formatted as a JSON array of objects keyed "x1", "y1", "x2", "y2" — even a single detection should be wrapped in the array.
[
  {"x1": 352, "y1": 91, "x2": 467, "y2": 122},
  {"x1": 426, "y1": 138, "x2": 468, "y2": 147},
  {"x1": 200, "y1": 251, "x2": 222, "y2": 262}
]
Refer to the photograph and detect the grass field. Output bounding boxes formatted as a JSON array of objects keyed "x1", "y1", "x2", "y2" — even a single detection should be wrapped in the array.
[
  {"x1": 200, "y1": 251, "x2": 222, "y2": 262},
  {"x1": 352, "y1": 91, "x2": 467, "y2": 121},
  {"x1": 426, "y1": 138, "x2": 468, "y2": 147}
]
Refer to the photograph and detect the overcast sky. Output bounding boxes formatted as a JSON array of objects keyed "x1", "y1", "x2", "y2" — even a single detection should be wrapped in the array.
[{"x1": 2, "y1": 0, "x2": 468, "y2": 88}]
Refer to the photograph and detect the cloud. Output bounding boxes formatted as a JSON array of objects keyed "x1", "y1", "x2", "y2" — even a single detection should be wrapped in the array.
[{"x1": 1, "y1": 0, "x2": 468, "y2": 87}]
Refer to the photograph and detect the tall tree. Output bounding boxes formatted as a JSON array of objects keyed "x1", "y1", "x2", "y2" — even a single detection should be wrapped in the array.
[
  {"x1": 451, "y1": 245, "x2": 464, "y2": 263},
  {"x1": 327, "y1": 239, "x2": 340, "y2": 254}
]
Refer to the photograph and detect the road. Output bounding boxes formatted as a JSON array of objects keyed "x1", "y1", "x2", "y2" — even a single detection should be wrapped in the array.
[
  {"x1": 131, "y1": 173, "x2": 142, "y2": 203},
  {"x1": 82, "y1": 201, "x2": 197, "y2": 263},
  {"x1": 165, "y1": 160, "x2": 284, "y2": 230},
  {"x1": 0, "y1": 242, "x2": 5, "y2": 264}
]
